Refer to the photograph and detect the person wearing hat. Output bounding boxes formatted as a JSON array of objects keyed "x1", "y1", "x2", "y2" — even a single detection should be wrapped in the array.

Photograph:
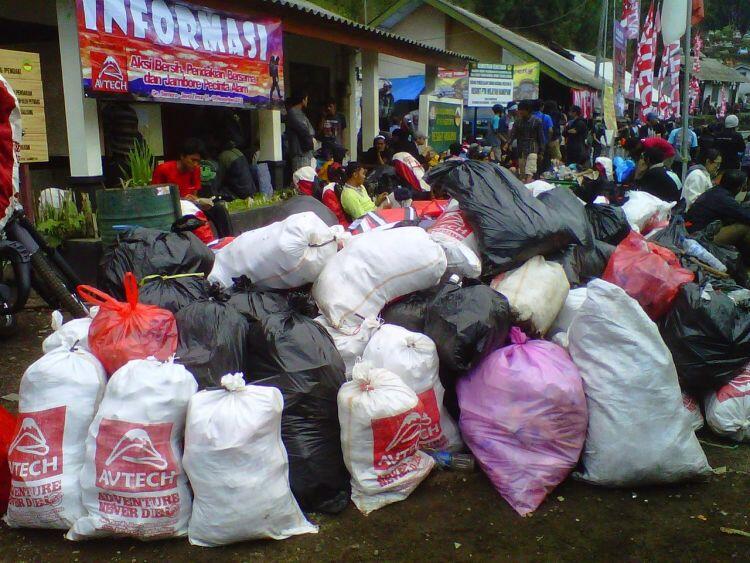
[
  {"x1": 486, "y1": 104, "x2": 509, "y2": 161},
  {"x1": 714, "y1": 114, "x2": 746, "y2": 171},
  {"x1": 638, "y1": 112, "x2": 665, "y2": 139}
]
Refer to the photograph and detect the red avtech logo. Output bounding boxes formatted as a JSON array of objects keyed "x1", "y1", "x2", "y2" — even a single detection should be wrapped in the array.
[
  {"x1": 717, "y1": 372, "x2": 750, "y2": 402},
  {"x1": 94, "y1": 419, "x2": 177, "y2": 493},
  {"x1": 8, "y1": 406, "x2": 65, "y2": 481},
  {"x1": 372, "y1": 404, "x2": 424, "y2": 471},
  {"x1": 417, "y1": 389, "x2": 445, "y2": 448},
  {"x1": 431, "y1": 211, "x2": 473, "y2": 241},
  {"x1": 91, "y1": 52, "x2": 128, "y2": 93}
]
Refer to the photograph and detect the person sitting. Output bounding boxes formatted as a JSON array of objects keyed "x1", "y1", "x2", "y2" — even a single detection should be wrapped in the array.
[
  {"x1": 152, "y1": 137, "x2": 232, "y2": 237},
  {"x1": 361, "y1": 135, "x2": 393, "y2": 170},
  {"x1": 340, "y1": 162, "x2": 389, "y2": 220},
  {"x1": 217, "y1": 141, "x2": 257, "y2": 199},
  {"x1": 390, "y1": 128, "x2": 420, "y2": 158},
  {"x1": 321, "y1": 166, "x2": 350, "y2": 227},
  {"x1": 682, "y1": 148, "x2": 722, "y2": 210},
  {"x1": 635, "y1": 145, "x2": 681, "y2": 202},
  {"x1": 687, "y1": 170, "x2": 750, "y2": 261},
  {"x1": 714, "y1": 114, "x2": 747, "y2": 171}
]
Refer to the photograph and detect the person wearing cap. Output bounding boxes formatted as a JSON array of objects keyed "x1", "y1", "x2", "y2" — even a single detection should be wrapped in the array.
[
  {"x1": 635, "y1": 143, "x2": 681, "y2": 202},
  {"x1": 486, "y1": 104, "x2": 509, "y2": 161},
  {"x1": 340, "y1": 162, "x2": 389, "y2": 220},
  {"x1": 638, "y1": 112, "x2": 665, "y2": 139},
  {"x1": 714, "y1": 114, "x2": 746, "y2": 171},
  {"x1": 361, "y1": 135, "x2": 393, "y2": 170}
]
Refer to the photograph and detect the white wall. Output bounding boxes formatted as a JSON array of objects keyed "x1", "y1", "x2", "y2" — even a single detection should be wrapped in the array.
[
  {"x1": 378, "y1": 4, "x2": 445, "y2": 79},
  {"x1": 737, "y1": 66, "x2": 750, "y2": 100}
]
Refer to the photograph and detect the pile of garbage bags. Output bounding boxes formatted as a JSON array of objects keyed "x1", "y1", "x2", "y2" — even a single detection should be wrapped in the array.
[{"x1": 4, "y1": 160, "x2": 750, "y2": 544}]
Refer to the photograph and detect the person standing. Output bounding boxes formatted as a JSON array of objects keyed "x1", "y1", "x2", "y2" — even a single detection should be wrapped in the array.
[
  {"x1": 543, "y1": 100, "x2": 563, "y2": 164},
  {"x1": 564, "y1": 105, "x2": 589, "y2": 167},
  {"x1": 714, "y1": 114, "x2": 746, "y2": 170},
  {"x1": 486, "y1": 104, "x2": 509, "y2": 162},
  {"x1": 639, "y1": 112, "x2": 666, "y2": 139},
  {"x1": 668, "y1": 123, "x2": 699, "y2": 171},
  {"x1": 318, "y1": 98, "x2": 347, "y2": 155},
  {"x1": 269, "y1": 56, "x2": 281, "y2": 102},
  {"x1": 505, "y1": 100, "x2": 544, "y2": 181},
  {"x1": 286, "y1": 92, "x2": 316, "y2": 173}
]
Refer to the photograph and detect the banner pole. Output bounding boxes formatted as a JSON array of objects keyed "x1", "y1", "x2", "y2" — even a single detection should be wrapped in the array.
[{"x1": 680, "y1": 0, "x2": 692, "y2": 182}]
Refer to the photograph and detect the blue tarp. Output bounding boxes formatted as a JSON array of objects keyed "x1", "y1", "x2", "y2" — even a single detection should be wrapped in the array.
[{"x1": 390, "y1": 75, "x2": 425, "y2": 101}]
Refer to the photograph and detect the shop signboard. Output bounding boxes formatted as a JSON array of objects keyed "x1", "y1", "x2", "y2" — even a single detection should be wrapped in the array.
[
  {"x1": 512, "y1": 62, "x2": 540, "y2": 101},
  {"x1": 613, "y1": 20, "x2": 627, "y2": 116},
  {"x1": 418, "y1": 95, "x2": 462, "y2": 154},
  {"x1": 0, "y1": 49, "x2": 48, "y2": 163},
  {"x1": 75, "y1": 0, "x2": 284, "y2": 108},
  {"x1": 467, "y1": 63, "x2": 513, "y2": 107}
]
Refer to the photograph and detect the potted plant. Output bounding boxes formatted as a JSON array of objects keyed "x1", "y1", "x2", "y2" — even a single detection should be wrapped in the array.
[{"x1": 96, "y1": 139, "x2": 181, "y2": 246}]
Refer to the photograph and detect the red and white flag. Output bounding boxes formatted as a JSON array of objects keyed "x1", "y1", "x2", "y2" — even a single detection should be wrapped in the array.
[
  {"x1": 621, "y1": 0, "x2": 641, "y2": 40},
  {"x1": 689, "y1": 33, "x2": 703, "y2": 115},
  {"x1": 636, "y1": 2, "x2": 658, "y2": 121},
  {"x1": 656, "y1": 42, "x2": 681, "y2": 118}
]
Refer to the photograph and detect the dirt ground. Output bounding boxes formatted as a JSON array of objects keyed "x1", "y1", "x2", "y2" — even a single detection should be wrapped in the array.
[{"x1": 1, "y1": 307, "x2": 749, "y2": 562}]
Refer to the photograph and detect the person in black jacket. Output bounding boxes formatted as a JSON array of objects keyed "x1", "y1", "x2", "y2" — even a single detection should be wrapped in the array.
[
  {"x1": 217, "y1": 142, "x2": 257, "y2": 199},
  {"x1": 687, "y1": 170, "x2": 750, "y2": 260},
  {"x1": 635, "y1": 145, "x2": 681, "y2": 202},
  {"x1": 714, "y1": 115, "x2": 747, "y2": 170}
]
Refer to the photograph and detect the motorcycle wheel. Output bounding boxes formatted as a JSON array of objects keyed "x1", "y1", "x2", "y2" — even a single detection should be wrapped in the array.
[{"x1": 31, "y1": 251, "x2": 87, "y2": 318}]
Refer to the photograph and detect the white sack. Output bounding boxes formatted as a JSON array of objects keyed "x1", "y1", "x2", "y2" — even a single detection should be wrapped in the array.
[
  {"x1": 208, "y1": 212, "x2": 341, "y2": 289},
  {"x1": 491, "y1": 256, "x2": 570, "y2": 336},
  {"x1": 683, "y1": 392, "x2": 705, "y2": 432},
  {"x1": 315, "y1": 316, "x2": 381, "y2": 379},
  {"x1": 622, "y1": 190, "x2": 675, "y2": 233},
  {"x1": 567, "y1": 279, "x2": 711, "y2": 486},
  {"x1": 338, "y1": 362, "x2": 434, "y2": 514},
  {"x1": 67, "y1": 358, "x2": 197, "y2": 540},
  {"x1": 362, "y1": 325, "x2": 462, "y2": 452},
  {"x1": 705, "y1": 370, "x2": 750, "y2": 442},
  {"x1": 547, "y1": 288, "x2": 588, "y2": 347},
  {"x1": 525, "y1": 180, "x2": 556, "y2": 197},
  {"x1": 183, "y1": 374, "x2": 316, "y2": 547},
  {"x1": 314, "y1": 227, "x2": 447, "y2": 330},
  {"x1": 42, "y1": 308, "x2": 99, "y2": 353},
  {"x1": 428, "y1": 206, "x2": 481, "y2": 279},
  {"x1": 4, "y1": 346, "x2": 106, "y2": 529}
]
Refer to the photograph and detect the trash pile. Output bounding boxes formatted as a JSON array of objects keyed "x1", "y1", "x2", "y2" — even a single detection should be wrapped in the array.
[{"x1": 3, "y1": 160, "x2": 750, "y2": 544}]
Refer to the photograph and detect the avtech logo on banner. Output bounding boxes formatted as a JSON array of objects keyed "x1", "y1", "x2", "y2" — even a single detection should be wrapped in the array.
[{"x1": 91, "y1": 52, "x2": 128, "y2": 93}]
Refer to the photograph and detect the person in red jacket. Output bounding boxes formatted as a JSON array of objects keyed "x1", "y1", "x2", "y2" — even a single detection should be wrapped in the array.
[
  {"x1": 324, "y1": 166, "x2": 350, "y2": 227},
  {"x1": 152, "y1": 138, "x2": 204, "y2": 199}
]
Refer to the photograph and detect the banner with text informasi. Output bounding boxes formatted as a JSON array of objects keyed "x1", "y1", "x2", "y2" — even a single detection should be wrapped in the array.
[{"x1": 76, "y1": 0, "x2": 284, "y2": 107}]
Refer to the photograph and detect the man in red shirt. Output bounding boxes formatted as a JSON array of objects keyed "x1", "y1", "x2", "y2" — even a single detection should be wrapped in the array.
[
  {"x1": 152, "y1": 138, "x2": 204, "y2": 200},
  {"x1": 152, "y1": 138, "x2": 233, "y2": 238}
]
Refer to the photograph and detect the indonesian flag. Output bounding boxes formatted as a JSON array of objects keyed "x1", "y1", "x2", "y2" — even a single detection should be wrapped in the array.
[
  {"x1": 621, "y1": 0, "x2": 641, "y2": 40},
  {"x1": 689, "y1": 33, "x2": 703, "y2": 115},
  {"x1": 718, "y1": 86, "x2": 728, "y2": 118},
  {"x1": 636, "y1": 2, "x2": 658, "y2": 121}
]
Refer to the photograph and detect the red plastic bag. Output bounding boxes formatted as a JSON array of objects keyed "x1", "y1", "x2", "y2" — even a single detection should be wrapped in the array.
[
  {"x1": 0, "y1": 405, "x2": 15, "y2": 515},
  {"x1": 78, "y1": 272, "x2": 178, "y2": 374},
  {"x1": 603, "y1": 231, "x2": 694, "y2": 320}
]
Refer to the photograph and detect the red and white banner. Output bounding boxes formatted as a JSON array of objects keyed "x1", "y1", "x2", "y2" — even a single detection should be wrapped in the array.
[
  {"x1": 75, "y1": 0, "x2": 284, "y2": 107},
  {"x1": 621, "y1": 0, "x2": 641, "y2": 40},
  {"x1": 689, "y1": 33, "x2": 703, "y2": 115},
  {"x1": 636, "y1": 2, "x2": 658, "y2": 121},
  {"x1": 656, "y1": 42, "x2": 681, "y2": 119}
]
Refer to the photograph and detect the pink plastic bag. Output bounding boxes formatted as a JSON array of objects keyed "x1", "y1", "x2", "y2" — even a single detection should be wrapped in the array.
[{"x1": 456, "y1": 327, "x2": 588, "y2": 516}]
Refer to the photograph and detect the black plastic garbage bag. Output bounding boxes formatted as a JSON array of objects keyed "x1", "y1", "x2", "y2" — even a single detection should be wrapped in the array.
[
  {"x1": 246, "y1": 312, "x2": 349, "y2": 513},
  {"x1": 585, "y1": 203, "x2": 631, "y2": 245},
  {"x1": 100, "y1": 227, "x2": 214, "y2": 300},
  {"x1": 138, "y1": 274, "x2": 209, "y2": 314},
  {"x1": 691, "y1": 221, "x2": 749, "y2": 287},
  {"x1": 425, "y1": 161, "x2": 575, "y2": 274},
  {"x1": 175, "y1": 295, "x2": 249, "y2": 389},
  {"x1": 550, "y1": 241, "x2": 615, "y2": 287},
  {"x1": 380, "y1": 286, "x2": 441, "y2": 333},
  {"x1": 227, "y1": 276, "x2": 292, "y2": 322},
  {"x1": 227, "y1": 277, "x2": 318, "y2": 321},
  {"x1": 424, "y1": 282, "x2": 511, "y2": 376},
  {"x1": 661, "y1": 283, "x2": 750, "y2": 394},
  {"x1": 537, "y1": 187, "x2": 594, "y2": 247}
]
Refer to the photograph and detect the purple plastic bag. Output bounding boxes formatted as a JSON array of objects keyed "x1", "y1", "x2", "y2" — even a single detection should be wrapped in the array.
[{"x1": 457, "y1": 327, "x2": 588, "y2": 516}]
